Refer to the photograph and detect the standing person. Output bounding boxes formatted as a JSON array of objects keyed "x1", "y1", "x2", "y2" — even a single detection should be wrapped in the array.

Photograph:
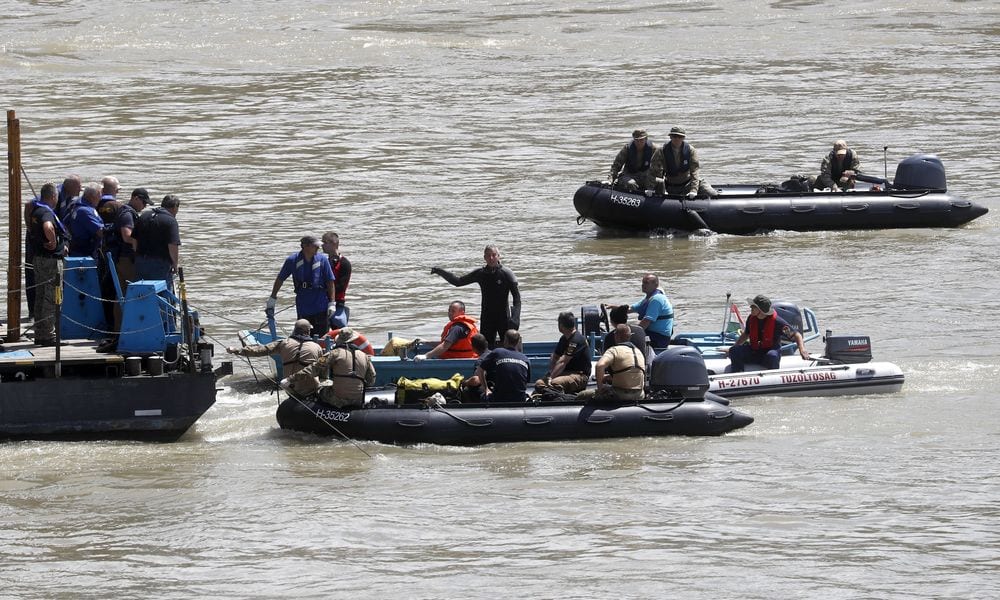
[
  {"x1": 430, "y1": 244, "x2": 521, "y2": 349},
  {"x1": 133, "y1": 194, "x2": 182, "y2": 292},
  {"x1": 26, "y1": 183, "x2": 66, "y2": 346},
  {"x1": 624, "y1": 273, "x2": 674, "y2": 349},
  {"x1": 474, "y1": 329, "x2": 531, "y2": 403},
  {"x1": 726, "y1": 295, "x2": 811, "y2": 372},
  {"x1": 651, "y1": 126, "x2": 717, "y2": 198},
  {"x1": 97, "y1": 175, "x2": 120, "y2": 224},
  {"x1": 106, "y1": 188, "x2": 153, "y2": 333},
  {"x1": 226, "y1": 319, "x2": 323, "y2": 377},
  {"x1": 266, "y1": 235, "x2": 336, "y2": 336},
  {"x1": 578, "y1": 324, "x2": 646, "y2": 403},
  {"x1": 283, "y1": 327, "x2": 376, "y2": 410},
  {"x1": 535, "y1": 311, "x2": 591, "y2": 394},
  {"x1": 66, "y1": 184, "x2": 104, "y2": 258},
  {"x1": 55, "y1": 175, "x2": 82, "y2": 221},
  {"x1": 321, "y1": 231, "x2": 352, "y2": 328},
  {"x1": 415, "y1": 300, "x2": 480, "y2": 360},
  {"x1": 815, "y1": 139, "x2": 862, "y2": 191},
  {"x1": 609, "y1": 129, "x2": 656, "y2": 192}
]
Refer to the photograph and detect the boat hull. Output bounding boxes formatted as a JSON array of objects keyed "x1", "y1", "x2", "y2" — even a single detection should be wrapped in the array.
[
  {"x1": 706, "y1": 361, "x2": 905, "y2": 398},
  {"x1": 276, "y1": 396, "x2": 753, "y2": 445},
  {"x1": 573, "y1": 183, "x2": 988, "y2": 234}
]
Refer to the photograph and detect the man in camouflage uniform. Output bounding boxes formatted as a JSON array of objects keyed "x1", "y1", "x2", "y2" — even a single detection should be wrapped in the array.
[
  {"x1": 284, "y1": 327, "x2": 376, "y2": 409},
  {"x1": 815, "y1": 139, "x2": 862, "y2": 191},
  {"x1": 650, "y1": 126, "x2": 717, "y2": 198},
  {"x1": 609, "y1": 129, "x2": 656, "y2": 192},
  {"x1": 226, "y1": 319, "x2": 323, "y2": 378}
]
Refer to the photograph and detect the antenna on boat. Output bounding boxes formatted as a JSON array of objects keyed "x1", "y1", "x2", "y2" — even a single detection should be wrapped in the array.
[
  {"x1": 883, "y1": 146, "x2": 889, "y2": 182},
  {"x1": 721, "y1": 291, "x2": 732, "y2": 336}
]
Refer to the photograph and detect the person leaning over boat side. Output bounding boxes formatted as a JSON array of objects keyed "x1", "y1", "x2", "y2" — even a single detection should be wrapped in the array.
[
  {"x1": 97, "y1": 175, "x2": 120, "y2": 224},
  {"x1": 227, "y1": 319, "x2": 323, "y2": 377},
  {"x1": 815, "y1": 139, "x2": 862, "y2": 192},
  {"x1": 27, "y1": 183, "x2": 67, "y2": 347},
  {"x1": 578, "y1": 324, "x2": 646, "y2": 404},
  {"x1": 283, "y1": 327, "x2": 376, "y2": 410},
  {"x1": 534, "y1": 311, "x2": 591, "y2": 394},
  {"x1": 609, "y1": 129, "x2": 656, "y2": 192},
  {"x1": 725, "y1": 294, "x2": 811, "y2": 372},
  {"x1": 430, "y1": 244, "x2": 521, "y2": 349},
  {"x1": 55, "y1": 174, "x2": 82, "y2": 221},
  {"x1": 623, "y1": 273, "x2": 674, "y2": 349},
  {"x1": 107, "y1": 188, "x2": 152, "y2": 296},
  {"x1": 321, "y1": 231, "x2": 352, "y2": 329},
  {"x1": 133, "y1": 194, "x2": 182, "y2": 293},
  {"x1": 474, "y1": 329, "x2": 531, "y2": 403},
  {"x1": 66, "y1": 184, "x2": 104, "y2": 258},
  {"x1": 266, "y1": 235, "x2": 336, "y2": 337},
  {"x1": 650, "y1": 126, "x2": 717, "y2": 199},
  {"x1": 415, "y1": 300, "x2": 480, "y2": 360}
]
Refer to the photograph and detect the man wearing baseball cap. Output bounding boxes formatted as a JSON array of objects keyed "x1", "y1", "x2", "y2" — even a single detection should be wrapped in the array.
[
  {"x1": 609, "y1": 128, "x2": 656, "y2": 192},
  {"x1": 816, "y1": 139, "x2": 862, "y2": 191},
  {"x1": 267, "y1": 235, "x2": 336, "y2": 336},
  {"x1": 725, "y1": 294, "x2": 811, "y2": 372}
]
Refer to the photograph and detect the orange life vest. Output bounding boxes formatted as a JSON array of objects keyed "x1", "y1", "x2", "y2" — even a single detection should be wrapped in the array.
[
  {"x1": 327, "y1": 328, "x2": 374, "y2": 355},
  {"x1": 440, "y1": 314, "x2": 479, "y2": 359}
]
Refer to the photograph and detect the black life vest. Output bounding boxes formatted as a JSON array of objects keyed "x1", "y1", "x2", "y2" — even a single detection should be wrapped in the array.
[
  {"x1": 661, "y1": 141, "x2": 692, "y2": 176},
  {"x1": 830, "y1": 149, "x2": 855, "y2": 183},
  {"x1": 625, "y1": 141, "x2": 654, "y2": 173}
]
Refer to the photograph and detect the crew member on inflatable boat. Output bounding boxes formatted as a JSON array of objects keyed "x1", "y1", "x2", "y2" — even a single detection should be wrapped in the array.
[
  {"x1": 578, "y1": 324, "x2": 646, "y2": 403},
  {"x1": 266, "y1": 235, "x2": 336, "y2": 336},
  {"x1": 415, "y1": 300, "x2": 480, "y2": 360},
  {"x1": 227, "y1": 319, "x2": 323, "y2": 377},
  {"x1": 430, "y1": 245, "x2": 521, "y2": 349},
  {"x1": 609, "y1": 129, "x2": 656, "y2": 192},
  {"x1": 725, "y1": 295, "x2": 811, "y2": 372},
  {"x1": 321, "y1": 231, "x2": 352, "y2": 328},
  {"x1": 535, "y1": 311, "x2": 592, "y2": 394},
  {"x1": 650, "y1": 126, "x2": 717, "y2": 199},
  {"x1": 617, "y1": 273, "x2": 674, "y2": 349},
  {"x1": 282, "y1": 327, "x2": 376, "y2": 410},
  {"x1": 473, "y1": 329, "x2": 531, "y2": 403},
  {"x1": 815, "y1": 139, "x2": 862, "y2": 191}
]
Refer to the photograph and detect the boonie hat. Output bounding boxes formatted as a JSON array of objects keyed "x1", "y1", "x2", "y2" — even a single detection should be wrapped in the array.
[
  {"x1": 748, "y1": 294, "x2": 775, "y2": 315},
  {"x1": 132, "y1": 187, "x2": 151, "y2": 205},
  {"x1": 632, "y1": 129, "x2": 648, "y2": 140},
  {"x1": 669, "y1": 126, "x2": 686, "y2": 137},
  {"x1": 336, "y1": 327, "x2": 360, "y2": 344},
  {"x1": 834, "y1": 139, "x2": 848, "y2": 156}
]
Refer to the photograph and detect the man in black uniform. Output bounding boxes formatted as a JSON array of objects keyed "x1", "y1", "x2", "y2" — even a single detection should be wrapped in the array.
[
  {"x1": 535, "y1": 311, "x2": 592, "y2": 394},
  {"x1": 474, "y1": 329, "x2": 531, "y2": 403},
  {"x1": 133, "y1": 194, "x2": 181, "y2": 293},
  {"x1": 26, "y1": 183, "x2": 66, "y2": 346},
  {"x1": 430, "y1": 244, "x2": 521, "y2": 349}
]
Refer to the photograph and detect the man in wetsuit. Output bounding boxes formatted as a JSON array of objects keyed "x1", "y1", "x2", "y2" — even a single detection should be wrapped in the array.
[{"x1": 430, "y1": 244, "x2": 521, "y2": 349}]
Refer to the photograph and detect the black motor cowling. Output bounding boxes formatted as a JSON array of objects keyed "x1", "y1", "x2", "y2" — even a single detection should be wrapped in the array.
[
  {"x1": 824, "y1": 334, "x2": 873, "y2": 364},
  {"x1": 772, "y1": 301, "x2": 803, "y2": 340},
  {"x1": 580, "y1": 304, "x2": 605, "y2": 337},
  {"x1": 893, "y1": 154, "x2": 947, "y2": 191},
  {"x1": 649, "y1": 346, "x2": 709, "y2": 400}
]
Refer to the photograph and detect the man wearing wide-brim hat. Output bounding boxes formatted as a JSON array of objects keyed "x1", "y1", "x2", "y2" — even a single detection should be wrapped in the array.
[
  {"x1": 650, "y1": 126, "x2": 718, "y2": 199},
  {"x1": 815, "y1": 139, "x2": 862, "y2": 191},
  {"x1": 609, "y1": 128, "x2": 656, "y2": 192},
  {"x1": 285, "y1": 325, "x2": 376, "y2": 409},
  {"x1": 725, "y1": 294, "x2": 811, "y2": 372},
  {"x1": 228, "y1": 318, "x2": 324, "y2": 378}
]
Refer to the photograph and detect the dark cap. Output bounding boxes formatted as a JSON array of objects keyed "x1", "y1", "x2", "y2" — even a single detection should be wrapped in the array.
[
  {"x1": 669, "y1": 126, "x2": 686, "y2": 138},
  {"x1": 748, "y1": 294, "x2": 774, "y2": 315},
  {"x1": 131, "y1": 187, "x2": 151, "y2": 205},
  {"x1": 300, "y1": 235, "x2": 321, "y2": 248},
  {"x1": 632, "y1": 129, "x2": 648, "y2": 140}
]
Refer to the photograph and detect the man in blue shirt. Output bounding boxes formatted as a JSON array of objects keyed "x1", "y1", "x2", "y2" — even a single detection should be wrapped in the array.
[
  {"x1": 628, "y1": 273, "x2": 674, "y2": 349},
  {"x1": 267, "y1": 236, "x2": 336, "y2": 336},
  {"x1": 67, "y1": 184, "x2": 104, "y2": 258}
]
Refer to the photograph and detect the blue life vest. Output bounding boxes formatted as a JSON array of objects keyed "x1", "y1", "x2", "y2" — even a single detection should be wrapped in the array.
[{"x1": 636, "y1": 289, "x2": 674, "y2": 321}]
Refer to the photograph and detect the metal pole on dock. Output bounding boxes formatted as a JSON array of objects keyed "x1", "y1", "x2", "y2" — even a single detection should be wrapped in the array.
[{"x1": 6, "y1": 109, "x2": 24, "y2": 343}]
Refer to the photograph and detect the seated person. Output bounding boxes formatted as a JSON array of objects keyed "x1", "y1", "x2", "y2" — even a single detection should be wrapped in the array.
[
  {"x1": 626, "y1": 273, "x2": 674, "y2": 349},
  {"x1": 609, "y1": 129, "x2": 656, "y2": 192},
  {"x1": 534, "y1": 311, "x2": 592, "y2": 394},
  {"x1": 726, "y1": 295, "x2": 811, "y2": 372},
  {"x1": 474, "y1": 329, "x2": 531, "y2": 403},
  {"x1": 815, "y1": 139, "x2": 861, "y2": 191},
  {"x1": 602, "y1": 304, "x2": 647, "y2": 355},
  {"x1": 578, "y1": 324, "x2": 646, "y2": 403},
  {"x1": 461, "y1": 334, "x2": 491, "y2": 399},
  {"x1": 415, "y1": 300, "x2": 480, "y2": 360}
]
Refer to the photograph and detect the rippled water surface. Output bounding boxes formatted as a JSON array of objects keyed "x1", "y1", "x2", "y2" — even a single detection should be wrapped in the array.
[{"x1": 2, "y1": 1, "x2": 999, "y2": 598}]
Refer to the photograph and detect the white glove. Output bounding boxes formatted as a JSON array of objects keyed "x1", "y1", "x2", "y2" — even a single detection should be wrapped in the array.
[
  {"x1": 686, "y1": 190, "x2": 697, "y2": 199},
  {"x1": 279, "y1": 378, "x2": 290, "y2": 389},
  {"x1": 265, "y1": 296, "x2": 277, "y2": 311},
  {"x1": 327, "y1": 301, "x2": 336, "y2": 318},
  {"x1": 414, "y1": 354, "x2": 427, "y2": 361}
]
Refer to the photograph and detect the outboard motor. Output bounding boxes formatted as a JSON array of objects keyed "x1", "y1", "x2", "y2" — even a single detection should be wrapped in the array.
[
  {"x1": 893, "y1": 154, "x2": 947, "y2": 191},
  {"x1": 772, "y1": 301, "x2": 803, "y2": 339},
  {"x1": 823, "y1": 331, "x2": 873, "y2": 364},
  {"x1": 580, "y1": 305, "x2": 605, "y2": 337},
  {"x1": 648, "y1": 346, "x2": 709, "y2": 400}
]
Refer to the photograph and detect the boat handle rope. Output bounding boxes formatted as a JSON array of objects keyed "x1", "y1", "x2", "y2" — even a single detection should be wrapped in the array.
[
  {"x1": 431, "y1": 405, "x2": 495, "y2": 428},
  {"x1": 637, "y1": 394, "x2": 688, "y2": 414}
]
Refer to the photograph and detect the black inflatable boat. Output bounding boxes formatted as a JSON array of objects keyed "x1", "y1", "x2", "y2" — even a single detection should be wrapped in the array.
[
  {"x1": 275, "y1": 347, "x2": 754, "y2": 446},
  {"x1": 574, "y1": 154, "x2": 988, "y2": 235}
]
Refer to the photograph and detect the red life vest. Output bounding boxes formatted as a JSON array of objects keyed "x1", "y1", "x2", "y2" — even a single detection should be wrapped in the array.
[
  {"x1": 440, "y1": 314, "x2": 479, "y2": 359},
  {"x1": 327, "y1": 328, "x2": 374, "y2": 355},
  {"x1": 747, "y1": 314, "x2": 778, "y2": 351}
]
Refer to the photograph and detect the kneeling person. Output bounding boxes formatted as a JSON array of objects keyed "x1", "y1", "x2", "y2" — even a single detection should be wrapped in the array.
[
  {"x1": 285, "y1": 327, "x2": 376, "y2": 409},
  {"x1": 579, "y1": 324, "x2": 646, "y2": 403},
  {"x1": 474, "y1": 330, "x2": 531, "y2": 403},
  {"x1": 226, "y1": 319, "x2": 323, "y2": 377}
]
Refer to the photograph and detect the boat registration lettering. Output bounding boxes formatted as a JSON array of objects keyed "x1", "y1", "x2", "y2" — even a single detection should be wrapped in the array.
[
  {"x1": 716, "y1": 376, "x2": 760, "y2": 388},
  {"x1": 610, "y1": 192, "x2": 642, "y2": 208},
  {"x1": 779, "y1": 371, "x2": 837, "y2": 383},
  {"x1": 315, "y1": 408, "x2": 351, "y2": 422}
]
